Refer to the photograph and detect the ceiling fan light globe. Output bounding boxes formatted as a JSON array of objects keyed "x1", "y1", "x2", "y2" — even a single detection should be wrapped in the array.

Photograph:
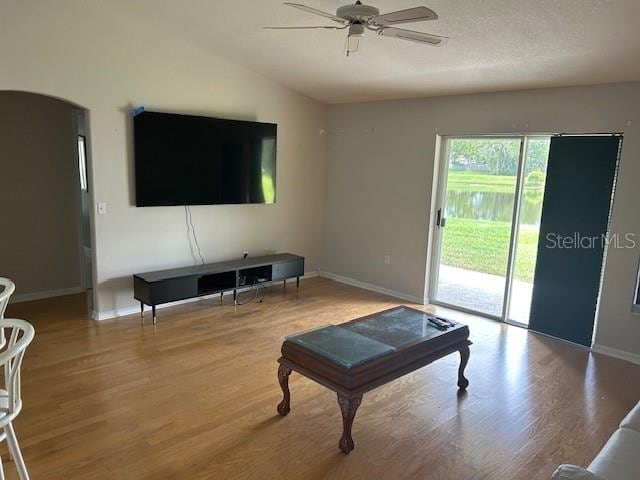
[{"x1": 346, "y1": 35, "x2": 361, "y2": 56}]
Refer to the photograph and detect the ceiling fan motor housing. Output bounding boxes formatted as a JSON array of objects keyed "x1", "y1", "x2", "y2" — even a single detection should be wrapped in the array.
[
  {"x1": 348, "y1": 24, "x2": 365, "y2": 37},
  {"x1": 336, "y1": 3, "x2": 380, "y2": 22}
]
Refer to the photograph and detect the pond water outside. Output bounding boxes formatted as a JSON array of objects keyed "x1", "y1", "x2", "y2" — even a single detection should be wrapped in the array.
[{"x1": 445, "y1": 188, "x2": 544, "y2": 225}]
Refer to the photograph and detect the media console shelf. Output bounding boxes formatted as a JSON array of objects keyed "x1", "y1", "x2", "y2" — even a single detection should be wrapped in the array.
[{"x1": 133, "y1": 253, "x2": 304, "y2": 324}]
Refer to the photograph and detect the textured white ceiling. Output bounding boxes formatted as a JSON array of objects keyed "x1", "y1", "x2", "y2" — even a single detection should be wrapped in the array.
[{"x1": 109, "y1": 0, "x2": 640, "y2": 104}]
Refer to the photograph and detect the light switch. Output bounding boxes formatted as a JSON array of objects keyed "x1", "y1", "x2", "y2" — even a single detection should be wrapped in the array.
[{"x1": 97, "y1": 202, "x2": 107, "y2": 215}]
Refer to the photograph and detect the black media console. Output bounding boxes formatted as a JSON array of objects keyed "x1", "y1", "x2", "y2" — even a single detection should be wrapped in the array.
[{"x1": 133, "y1": 253, "x2": 304, "y2": 324}]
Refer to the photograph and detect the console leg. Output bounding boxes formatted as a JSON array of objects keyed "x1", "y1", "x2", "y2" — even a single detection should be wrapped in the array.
[
  {"x1": 337, "y1": 393, "x2": 362, "y2": 454},
  {"x1": 276, "y1": 364, "x2": 292, "y2": 416},
  {"x1": 283, "y1": 279, "x2": 286, "y2": 291},
  {"x1": 233, "y1": 289, "x2": 237, "y2": 306},
  {"x1": 152, "y1": 305, "x2": 157, "y2": 325},
  {"x1": 296, "y1": 276, "x2": 300, "y2": 290},
  {"x1": 220, "y1": 292, "x2": 223, "y2": 303},
  {"x1": 458, "y1": 346, "x2": 470, "y2": 390},
  {"x1": 140, "y1": 302, "x2": 144, "y2": 323}
]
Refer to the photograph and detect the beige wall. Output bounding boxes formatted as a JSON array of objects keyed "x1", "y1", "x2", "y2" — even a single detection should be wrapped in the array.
[
  {"x1": 5, "y1": 2, "x2": 637, "y2": 362},
  {"x1": 1, "y1": 1, "x2": 326, "y2": 318},
  {"x1": 0, "y1": 92, "x2": 83, "y2": 298},
  {"x1": 324, "y1": 82, "x2": 640, "y2": 360}
]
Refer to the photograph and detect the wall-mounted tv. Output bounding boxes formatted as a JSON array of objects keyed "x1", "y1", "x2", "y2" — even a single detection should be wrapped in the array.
[{"x1": 134, "y1": 110, "x2": 277, "y2": 206}]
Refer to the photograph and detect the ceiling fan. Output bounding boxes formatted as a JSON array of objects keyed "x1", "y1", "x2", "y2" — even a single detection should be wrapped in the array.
[{"x1": 265, "y1": 1, "x2": 447, "y2": 56}]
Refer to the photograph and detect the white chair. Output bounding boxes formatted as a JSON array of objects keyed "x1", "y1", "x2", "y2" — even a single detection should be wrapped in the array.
[
  {"x1": 0, "y1": 278, "x2": 16, "y2": 348},
  {"x1": 0, "y1": 318, "x2": 35, "y2": 480}
]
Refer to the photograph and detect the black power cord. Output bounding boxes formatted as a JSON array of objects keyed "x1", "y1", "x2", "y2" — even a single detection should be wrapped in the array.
[
  {"x1": 236, "y1": 278, "x2": 267, "y2": 305},
  {"x1": 184, "y1": 205, "x2": 205, "y2": 265}
]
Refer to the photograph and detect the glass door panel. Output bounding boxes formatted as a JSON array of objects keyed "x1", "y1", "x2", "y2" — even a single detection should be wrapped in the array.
[
  {"x1": 433, "y1": 138, "x2": 522, "y2": 317},
  {"x1": 508, "y1": 137, "x2": 551, "y2": 325}
]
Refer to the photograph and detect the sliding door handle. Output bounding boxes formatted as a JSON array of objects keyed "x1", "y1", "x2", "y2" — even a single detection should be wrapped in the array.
[{"x1": 436, "y1": 208, "x2": 447, "y2": 228}]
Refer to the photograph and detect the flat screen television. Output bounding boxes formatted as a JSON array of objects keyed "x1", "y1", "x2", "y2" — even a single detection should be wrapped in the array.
[{"x1": 134, "y1": 110, "x2": 277, "y2": 206}]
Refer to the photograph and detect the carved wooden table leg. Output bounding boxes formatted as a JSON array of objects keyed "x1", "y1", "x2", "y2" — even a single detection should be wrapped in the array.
[
  {"x1": 457, "y1": 346, "x2": 470, "y2": 390},
  {"x1": 277, "y1": 364, "x2": 292, "y2": 416},
  {"x1": 337, "y1": 393, "x2": 362, "y2": 454}
]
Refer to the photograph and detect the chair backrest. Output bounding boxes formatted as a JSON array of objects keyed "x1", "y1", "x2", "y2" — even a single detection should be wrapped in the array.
[
  {"x1": 0, "y1": 319, "x2": 35, "y2": 420},
  {"x1": 0, "y1": 278, "x2": 15, "y2": 320},
  {"x1": 0, "y1": 278, "x2": 16, "y2": 348}
]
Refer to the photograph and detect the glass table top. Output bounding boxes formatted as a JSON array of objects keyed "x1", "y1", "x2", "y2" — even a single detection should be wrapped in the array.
[
  {"x1": 286, "y1": 325, "x2": 395, "y2": 369},
  {"x1": 344, "y1": 307, "x2": 455, "y2": 348},
  {"x1": 285, "y1": 307, "x2": 460, "y2": 369}
]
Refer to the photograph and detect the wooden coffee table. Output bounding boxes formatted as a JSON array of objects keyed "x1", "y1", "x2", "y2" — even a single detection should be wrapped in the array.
[{"x1": 276, "y1": 306, "x2": 471, "y2": 454}]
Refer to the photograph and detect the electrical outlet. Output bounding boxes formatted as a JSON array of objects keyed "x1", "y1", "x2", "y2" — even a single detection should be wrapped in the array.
[
  {"x1": 384, "y1": 255, "x2": 391, "y2": 265},
  {"x1": 97, "y1": 202, "x2": 107, "y2": 215},
  {"x1": 243, "y1": 250, "x2": 249, "y2": 258}
]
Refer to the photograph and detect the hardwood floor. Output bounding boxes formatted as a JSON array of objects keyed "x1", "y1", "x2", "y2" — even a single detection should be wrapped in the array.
[{"x1": 5, "y1": 277, "x2": 640, "y2": 480}]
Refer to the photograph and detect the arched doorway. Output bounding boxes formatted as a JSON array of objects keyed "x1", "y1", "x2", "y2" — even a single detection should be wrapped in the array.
[{"x1": 0, "y1": 91, "x2": 95, "y2": 313}]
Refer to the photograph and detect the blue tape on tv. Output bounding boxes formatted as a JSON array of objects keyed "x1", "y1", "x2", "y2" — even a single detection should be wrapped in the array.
[{"x1": 133, "y1": 107, "x2": 145, "y2": 117}]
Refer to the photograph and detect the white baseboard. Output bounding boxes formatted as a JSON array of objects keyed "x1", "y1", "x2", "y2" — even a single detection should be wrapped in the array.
[
  {"x1": 319, "y1": 271, "x2": 425, "y2": 305},
  {"x1": 93, "y1": 271, "x2": 319, "y2": 321},
  {"x1": 591, "y1": 344, "x2": 640, "y2": 365},
  {"x1": 10, "y1": 286, "x2": 85, "y2": 304}
]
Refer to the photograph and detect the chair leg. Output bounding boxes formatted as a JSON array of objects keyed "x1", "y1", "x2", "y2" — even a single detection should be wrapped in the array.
[
  {"x1": 0, "y1": 454, "x2": 5, "y2": 480},
  {"x1": 4, "y1": 424, "x2": 28, "y2": 480}
]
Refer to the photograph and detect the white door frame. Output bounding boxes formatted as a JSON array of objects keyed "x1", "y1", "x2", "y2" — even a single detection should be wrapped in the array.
[{"x1": 501, "y1": 137, "x2": 528, "y2": 326}]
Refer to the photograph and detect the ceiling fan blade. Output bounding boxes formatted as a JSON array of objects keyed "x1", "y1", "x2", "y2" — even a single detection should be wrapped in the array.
[
  {"x1": 265, "y1": 26, "x2": 344, "y2": 30},
  {"x1": 371, "y1": 7, "x2": 438, "y2": 25},
  {"x1": 284, "y1": 2, "x2": 346, "y2": 23},
  {"x1": 379, "y1": 27, "x2": 447, "y2": 46}
]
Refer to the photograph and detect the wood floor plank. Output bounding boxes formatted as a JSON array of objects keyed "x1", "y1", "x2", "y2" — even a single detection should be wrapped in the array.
[{"x1": 4, "y1": 277, "x2": 640, "y2": 479}]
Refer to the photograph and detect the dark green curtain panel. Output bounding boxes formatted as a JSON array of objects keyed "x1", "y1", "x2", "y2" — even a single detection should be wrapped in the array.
[{"x1": 529, "y1": 136, "x2": 621, "y2": 346}]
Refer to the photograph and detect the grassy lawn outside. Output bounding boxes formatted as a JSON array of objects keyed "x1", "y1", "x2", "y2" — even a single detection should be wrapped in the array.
[
  {"x1": 441, "y1": 170, "x2": 542, "y2": 283},
  {"x1": 447, "y1": 170, "x2": 544, "y2": 193},
  {"x1": 441, "y1": 218, "x2": 539, "y2": 282},
  {"x1": 446, "y1": 170, "x2": 517, "y2": 193}
]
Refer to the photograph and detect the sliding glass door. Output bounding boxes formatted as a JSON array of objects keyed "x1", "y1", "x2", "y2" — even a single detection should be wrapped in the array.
[
  {"x1": 429, "y1": 136, "x2": 550, "y2": 324},
  {"x1": 507, "y1": 138, "x2": 550, "y2": 324}
]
